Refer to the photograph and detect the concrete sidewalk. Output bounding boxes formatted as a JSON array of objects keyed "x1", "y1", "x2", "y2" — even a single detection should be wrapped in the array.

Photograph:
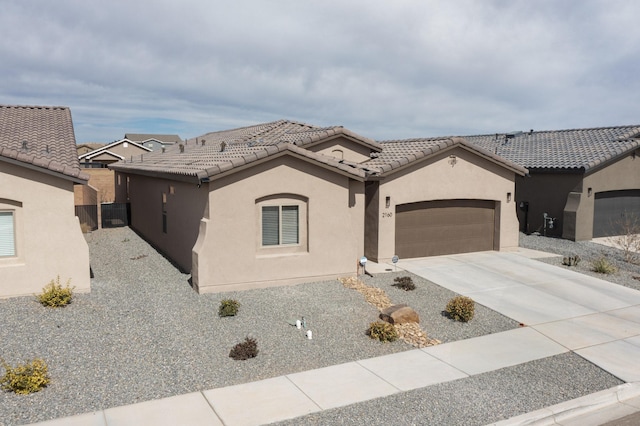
[{"x1": 27, "y1": 249, "x2": 640, "y2": 426}]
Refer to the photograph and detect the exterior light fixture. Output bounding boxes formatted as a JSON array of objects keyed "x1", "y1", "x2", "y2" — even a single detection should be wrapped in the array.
[
  {"x1": 588, "y1": 187, "x2": 593, "y2": 196},
  {"x1": 507, "y1": 192, "x2": 512, "y2": 202},
  {"x1": 385, "y1": 196, "x2": 391, "y2": 208}
]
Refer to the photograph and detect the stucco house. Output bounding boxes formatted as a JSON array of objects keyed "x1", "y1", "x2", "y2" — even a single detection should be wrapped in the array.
[
  {"x1": 464, "y1": 126, "x2": 640, "y2": 240},
  {"x1": 79, "y1": 138, "x2": 152, "y2": 168},
  {"x1": 111, "y1": 120, "x2": 525, "y2": 293},
  {"x1": 0, "y1": 105, "x2": 91, "y2": 298},
  {"x1": 124, "y1": 133, "x2": 182, "y2": 152}
]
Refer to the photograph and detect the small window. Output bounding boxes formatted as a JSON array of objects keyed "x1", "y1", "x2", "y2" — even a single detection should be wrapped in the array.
[
  {"x1": 262, "y1": 205, "x2": 299, "y2": 246},
  {"x1": 162, "y1": 193, "x2": 167, "y2": 233},
  {"x1": 0, "y1": 211, "x2": 16, "y2": 257}
]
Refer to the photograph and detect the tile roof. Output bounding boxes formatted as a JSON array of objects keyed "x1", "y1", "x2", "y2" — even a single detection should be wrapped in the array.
[
  {"x1": 124, "y1": 133, "x2": 182, "y2": 144},
  {"x1": 460, "y1": 126, "x2": 640, "y2": 171},
  {"x1": 0, "y1": 105, "x2": 88, "y2": 182},
  {"x1": 371, "y1": 137, "x2": 528, "y2": 176},
  {"x1": 111, "y1": 120, "x2": 381, "y2": 181}
]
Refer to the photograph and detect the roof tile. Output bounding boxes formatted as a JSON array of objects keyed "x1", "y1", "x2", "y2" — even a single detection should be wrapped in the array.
[{"x1": 0, "y1": 105, "x2": 86, "y2": 181}]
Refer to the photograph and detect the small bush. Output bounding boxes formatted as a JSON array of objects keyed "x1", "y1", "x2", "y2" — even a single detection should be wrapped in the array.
[
  {"x1": 218, "y1": 299, "x2": 240, "y2": 317},
  {"x1": 367, "y1": 321, "x2": 398, "y2": 342},
  {"x1": 37, "y1": 276, "x2": 74, "y2": 308},
  {"x1": 592, "y1": 257, "x2": 617, "y2": 274},
  {"x1": 562, "y1": 255, "x2": 581, "y2": 267},
  {"x1": 0, "y1": 358, "x2": 50, "y2": 394},
  {"x1": 229, "y1": 337, "x2": 258, "y2": 360},
  {"x1": 445, "y1": 296, "x2": 475, "y2": 322},
  {"x1": 392, "y1": 276, "x2": 416, "y2": 291}
]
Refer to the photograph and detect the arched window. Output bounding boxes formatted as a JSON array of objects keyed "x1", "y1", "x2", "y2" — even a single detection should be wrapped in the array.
[{"x1": 256, "y1": 194, "x2": 308, "y2": 254}]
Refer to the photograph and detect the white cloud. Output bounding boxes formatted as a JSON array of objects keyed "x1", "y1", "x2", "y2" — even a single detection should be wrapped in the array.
[{"x1": 1, "y1": 0, "x2": 639, "y2": 142}]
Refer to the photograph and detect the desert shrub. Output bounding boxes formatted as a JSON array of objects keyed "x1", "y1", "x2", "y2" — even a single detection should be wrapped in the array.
[
  {"x1": 367, "y1": 321, "x2": 398, "y2": 342},
  {"x1": 0, "y1": 358, "x2": 50, "y2": 394},
  {"x1": 592, "y1": 257, "x2": 617, "y2": 274},
  {"x1": 606, "y1": 213, "x2": 640, "y2": 264},
  {"x1": 562, "y1": 255, "x2": 581, "y2": 267},
  {"x1": 218, "y1": 299, "x2": 240, "y2": 317},
  {"x1": 80, "y1": 223, "x2": 92, "y2": 234},
  {"x1": 229, "y1": 337, "x2": 258, "y2": 360},
  {"x1": 445, "y1": 296, "x2": 475, "y2": 322},
  {"x1": 37, "y1": 276, "x2": 74, "y2": 307},
  {"x1": 392, "y1": 276, "x2": 416, "y2": 291}
]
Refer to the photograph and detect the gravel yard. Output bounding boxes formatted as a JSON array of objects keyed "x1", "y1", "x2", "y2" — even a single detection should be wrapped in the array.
[{"x1": 0, "y1": 228, "x2": 636, "y2": 425}]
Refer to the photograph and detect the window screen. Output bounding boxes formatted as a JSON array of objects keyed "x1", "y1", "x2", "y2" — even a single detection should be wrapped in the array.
[{"x1": 0, "y1": 211, "x2": 15, "y2": 257}]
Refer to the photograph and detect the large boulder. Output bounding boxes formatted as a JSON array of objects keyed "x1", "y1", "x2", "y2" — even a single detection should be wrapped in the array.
[{"x1": 379, "y1": 304, "x2": 420, "y2": 325}]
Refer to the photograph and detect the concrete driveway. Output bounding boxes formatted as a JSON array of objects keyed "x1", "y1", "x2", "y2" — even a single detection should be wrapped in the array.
[{"x1": 399, "y1": 250, "x2": 640, "y2": 383}]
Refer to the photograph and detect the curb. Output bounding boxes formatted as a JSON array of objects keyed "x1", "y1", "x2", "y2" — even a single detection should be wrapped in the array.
[{"x1": 488, "y1": 382, "x2": 640, "y2": 425}]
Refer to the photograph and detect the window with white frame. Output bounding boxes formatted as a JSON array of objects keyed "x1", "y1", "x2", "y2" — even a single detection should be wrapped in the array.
[
  {"x1": 0, "y1": 211, "x2": 16, "y2": 257},
  {"x1": 262, "y1": 205, "x2": 299, "y2": 246}
]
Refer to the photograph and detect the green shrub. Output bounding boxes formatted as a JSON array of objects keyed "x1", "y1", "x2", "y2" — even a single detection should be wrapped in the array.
[
  {"x1": 367, "y1": 321, "x2": 398, "y2": 342},
  {"x1": 229, "y1": 337, "x2": 258, "y2": 360},
  {"x1": 0, "y1": 358, "x2": 50, "y2": 394},
  {"x1": 445, "y1": 296, "x2": 475, "y2": 322},
  {"x1": 592, "y1": 257, "x2": 617, "y2": 274},
  {"x1": 392, "y1": 276, "x2": 416, "y2": 291},
  {"x1": 37, "y1": 276, "x2": 74, "y2": 307},
  {"x1": 562, "y1": 255, "x2": 581, "y2": 267},
  {"x1": 218, "y1": 299, "x2": 240, "y2": 317}
]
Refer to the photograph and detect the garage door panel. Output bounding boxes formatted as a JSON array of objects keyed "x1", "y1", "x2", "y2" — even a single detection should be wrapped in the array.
[
  {"x1": 593, "y1": 190, "x2": 640, "y2": 237},
  {"x1": 395, "y1": 200, "x2": 495, "y2": 258}
]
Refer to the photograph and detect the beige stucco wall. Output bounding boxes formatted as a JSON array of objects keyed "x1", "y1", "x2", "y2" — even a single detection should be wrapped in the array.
[
  {"x1": 371, "y1": 146, "x2": 520, "y2": 262},
  {"x1": 123, "y1": 174, "x2": 208, "y2": 272},
  {"x1": 565, "y1": 152, "x2": 640, "y2": 240},
  {"x1": 0, "y1": 162, "x2": 90, "y2": 298},
  {"x1": 306, "y1": 137, "x2": 373, "y2": 163},
  {"x1": 192, "y1": 154, "x2": 365, "y2": 293}
]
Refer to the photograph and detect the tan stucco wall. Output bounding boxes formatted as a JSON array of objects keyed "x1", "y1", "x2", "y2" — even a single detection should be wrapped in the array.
[
  {"x1": 306, "y1": 137, "x2": 373, "y2": 163},
  {"x1": 566, "y1": 153, "x2": 640, "y2": 240},
  {"x1": 192, "y1": 154, "x2": 365, "y2": 293},
  {"x1": 371, "y1": 146, "x2": 519, "y2": 262},
  {"x1": 0, "y1": 162, "x2": 90, "y2": 298},
  {"x1": 124, "y1": 175, "x2": 207, "y2": 272}
]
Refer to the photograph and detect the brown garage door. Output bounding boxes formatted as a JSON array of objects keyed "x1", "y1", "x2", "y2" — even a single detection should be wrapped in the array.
[
  {"x1": 593, "y1": 189, "x2": 640, "y2": 237},
  {"x1": 395, "y1": 199, "x2": 496, "y2": 258}
]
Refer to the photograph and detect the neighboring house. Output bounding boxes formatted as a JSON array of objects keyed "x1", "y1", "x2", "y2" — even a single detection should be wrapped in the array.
[
  {"x1": 78, "y1": 139, "x2": 152, "y2": 203},
  {"x1": 463, "y1": 126, "x2": 640, "y2": 240},
  {"x1": 111, "y1": 120, "x2": 525, "y2": 293},
  {"x1": 76, "y1": 142, "x2": 105, "y2": 156},
  {"x1": 124, "y1": 133, "x2": 182, "y2": 151},
  {"x1": 0, "y1": 105, "x2": 90, "y2": 298},
  {"x1": 79, "y1": 138, "x2": 151, "y2": 168}
]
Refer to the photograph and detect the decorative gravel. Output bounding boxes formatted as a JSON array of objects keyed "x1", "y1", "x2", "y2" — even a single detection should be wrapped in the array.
[{"x1": 0, "y1": 228, "x2": 634, "y2": 425}]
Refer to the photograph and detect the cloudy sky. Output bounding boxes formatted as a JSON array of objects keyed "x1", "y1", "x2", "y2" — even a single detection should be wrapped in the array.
[{"x1": 2, "y1": 1, "x2": 639, "y2": 143}]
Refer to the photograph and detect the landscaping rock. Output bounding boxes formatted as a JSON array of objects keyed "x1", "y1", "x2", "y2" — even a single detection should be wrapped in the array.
[{"x1": 380, "y1": 304, "x2": 420, "y2": 324}]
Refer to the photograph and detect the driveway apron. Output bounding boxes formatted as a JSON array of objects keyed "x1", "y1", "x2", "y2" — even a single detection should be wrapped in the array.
[{"x1": 400, "y1": 251, "x2": 640, "y2": 383}]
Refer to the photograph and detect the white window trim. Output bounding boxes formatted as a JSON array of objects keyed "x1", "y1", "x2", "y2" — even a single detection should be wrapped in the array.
[
  {"x1": 0, "y1": 199, "x2": 23, "y2": 265},
  {"x1": 0, "y1": 210, "x2": 16, "y2": 257}
]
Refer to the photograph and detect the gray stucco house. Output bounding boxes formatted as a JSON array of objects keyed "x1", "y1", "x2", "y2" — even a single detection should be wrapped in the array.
[{"x1": 463, "y1": 126, "x2": 640, "y2": 240}]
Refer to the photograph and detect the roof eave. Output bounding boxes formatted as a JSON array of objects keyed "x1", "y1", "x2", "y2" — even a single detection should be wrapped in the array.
[{"x1": 0, "y1": 155, "x2": 88, "y2": 184}]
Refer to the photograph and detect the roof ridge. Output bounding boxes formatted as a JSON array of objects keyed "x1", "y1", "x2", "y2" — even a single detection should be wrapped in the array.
[{"x1": 0, "y1": 104, "x2": 68, "y2": 110}]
